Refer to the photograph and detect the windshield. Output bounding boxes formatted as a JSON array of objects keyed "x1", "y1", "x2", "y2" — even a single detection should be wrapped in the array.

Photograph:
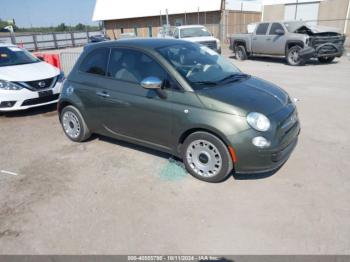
[
  {"x1": 283, "y1": 22, "x2": 307, "y2": 33},
  {"x1": 157, "y1": 42, "x2": 242, "y2": 89},
  {"x1": 180, "y1": 27, "x2": 211, "y2": 38},
  {"x1": 0, "y1": 46, "x2": 40, "y2": 67}
]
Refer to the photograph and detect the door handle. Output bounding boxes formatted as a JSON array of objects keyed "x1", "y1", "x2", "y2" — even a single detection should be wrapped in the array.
[
  {"x1": 266, "y1": 38, "x2": 271, "y2": 41},
  {"x1": 253, "y1": 37, "x2": 257, "y2": 40},
  {"x1": 96, "y1": 91, "x2": 110, "y2": 98}
]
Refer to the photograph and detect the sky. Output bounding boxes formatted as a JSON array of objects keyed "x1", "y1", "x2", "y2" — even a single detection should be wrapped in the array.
[
  {"x1": 0, "y1": 0, "x2": 98, "y2": 27},
  {"x1": 0, "y1": 0, "x2": 262, "y2": 28}
]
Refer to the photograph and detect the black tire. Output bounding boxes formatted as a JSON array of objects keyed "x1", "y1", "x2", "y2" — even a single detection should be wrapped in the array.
[
  {"x1": 318, "y1": 56, "x2": 335, "y2": 63},
  {"x1": 60, "y1": 105, "x2": 91, "y2": 142},
  {"x1": 235, "y1": 45, "x2": 248, "y2": 61},
  {"x1": 286, "y1": 46, "x2": 305, "y2": 66},
  {"x1": 181, "y1": 132, "x2": 233, "y2": 183}
]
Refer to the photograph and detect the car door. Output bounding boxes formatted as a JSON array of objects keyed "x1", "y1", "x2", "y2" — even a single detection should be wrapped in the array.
[
  {"x1": 251, "y1": 23, "x2": 270, "y2": 54},
  {"x1": 94, "y1": 48, "x2": 174, "y2": 150},
  {"x1": 265, "y1": 22, "x2": 287, "y2": 55}
]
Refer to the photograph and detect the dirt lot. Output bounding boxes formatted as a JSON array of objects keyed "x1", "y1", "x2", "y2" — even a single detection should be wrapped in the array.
[{"x1": 0, "y1": 49, "x2": 350, "y2": 254}]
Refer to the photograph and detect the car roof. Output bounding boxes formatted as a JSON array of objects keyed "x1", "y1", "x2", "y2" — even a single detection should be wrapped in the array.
[{"x1": 87, "y1": 38, "x2": 193, "y2": 51}]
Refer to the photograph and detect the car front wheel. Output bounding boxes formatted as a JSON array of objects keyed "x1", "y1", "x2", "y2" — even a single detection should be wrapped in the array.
[
  {"x1": 60, "y1": 105, "x2": 91, "y2": 142},
  {"x1": 286, "y1": 46, "x2": 305, "y2": 66},
  {"x1": 182, "y1": 132, "x2": 233, "y2": 183}
]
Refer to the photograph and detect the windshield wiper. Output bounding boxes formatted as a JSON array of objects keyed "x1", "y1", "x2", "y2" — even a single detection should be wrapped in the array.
[
  {"x1": 218, "y1": 73, "x2": 250, "y2": 83},
  {"x1": 191, "y1": 81, "x2": 218, "y2": 86}
]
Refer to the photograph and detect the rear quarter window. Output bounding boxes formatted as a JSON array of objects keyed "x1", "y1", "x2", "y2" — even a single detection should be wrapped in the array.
[{"x1": 79, "y1": 47, "x2": 109, "y2": 76}]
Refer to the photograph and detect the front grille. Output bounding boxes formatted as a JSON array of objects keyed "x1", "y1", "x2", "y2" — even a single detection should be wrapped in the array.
[
  {"x1": 198, "y1": 41, "x2": 217, "y2": 50},
  {"x1": 22, "y1": 94, "x2": 59, "y2": 106},
  {"x1": 25, "y1": 77, "x2": 56, "y2": 90},
  {"x1": 311, "y1": 35, "x2": 345, "y2": 47},
  {"x1": 311, "y1": 35, "x2": 345, "y2": 55}
]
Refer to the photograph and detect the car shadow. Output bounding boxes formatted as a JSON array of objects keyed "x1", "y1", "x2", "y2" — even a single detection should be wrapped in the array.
[
  {"x1": 229, "y1": 55, "x2": 339, "y2": 66},
  {"x1": 91, "y1": 135, "x2": 282, "y2": 182},
  {"x1": 0, "y1": 104, "x2": 57, "y2": 118}
]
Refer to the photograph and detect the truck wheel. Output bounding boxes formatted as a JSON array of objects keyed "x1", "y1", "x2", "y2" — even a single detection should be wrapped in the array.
[
  {"x1": 235, "y1": 45, "x2": 248, "y2": 61},
  {"x1": 286, "y1": 46, "x2": 305, "y2": 66},
  {"x1": 318, "y1": 57, "x2": 335, "y2": 63}
]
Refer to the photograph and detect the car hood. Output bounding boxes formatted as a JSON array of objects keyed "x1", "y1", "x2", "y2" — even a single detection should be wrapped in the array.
[
  {"x1": 197, "y1": 76, "x2": 290, "y2": 117},
  {"x1": 0, "y1": 61, "x2": 59, "y2": 82},
  {"x1": 181, "y1": 36, "x2": 217, "y2": 42}
]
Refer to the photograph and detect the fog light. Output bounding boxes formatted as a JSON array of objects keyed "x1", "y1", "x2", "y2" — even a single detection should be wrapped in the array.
[
  {"x1": 252, "y1": 136, "x2": 271, "y2": 148},
  {"x1": 0, "y1": 101, "x2": 16, "y2": 108}
]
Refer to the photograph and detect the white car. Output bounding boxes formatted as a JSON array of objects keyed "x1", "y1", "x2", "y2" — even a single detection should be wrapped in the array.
[
  {"x1": 0, "y1": 43, "x2": 64, "y2": 112},
  {"x1": 173, "y1": 25, "x2": 221, "y2": 54}
]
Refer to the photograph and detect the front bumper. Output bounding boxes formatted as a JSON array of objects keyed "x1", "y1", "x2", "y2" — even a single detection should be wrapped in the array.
[
  {"x1": 299, "y1": 43, "x2": 345, "y2": 60},
  {"x1": 0, "y1": 82, "x2": 63, "y2": 112},
  {"x1": 230, "y1": 106, "x2": 300, "y2": 174}
]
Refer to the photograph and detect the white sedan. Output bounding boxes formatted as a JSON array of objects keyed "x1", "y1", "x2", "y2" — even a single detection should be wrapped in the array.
[{"x1": 0, "y1": 43, "x2": 64, "y2": 111}]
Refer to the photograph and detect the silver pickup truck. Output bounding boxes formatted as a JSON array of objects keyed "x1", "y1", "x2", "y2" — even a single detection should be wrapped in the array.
[{"x1": 230, "y1": 21, "x2": 346, "y2": 66}]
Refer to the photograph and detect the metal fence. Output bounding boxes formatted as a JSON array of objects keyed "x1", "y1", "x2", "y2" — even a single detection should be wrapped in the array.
[
  {"x1": 0, "y1": 31, "x2": 102, "y2": 51},
  {"x1": 60, "y1": 52, "x2": 82, "y2": 75}
]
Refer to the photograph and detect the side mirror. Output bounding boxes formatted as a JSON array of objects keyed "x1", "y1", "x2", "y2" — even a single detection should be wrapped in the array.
[
  {"x1": 141, "y1": 76, "x2": 162, "y2": 89},
  {"x1": 275, "y1": 29, "x2": 285, "y2": 35}
]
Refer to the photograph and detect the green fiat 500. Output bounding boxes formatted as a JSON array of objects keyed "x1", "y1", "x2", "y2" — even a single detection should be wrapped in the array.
[{"x1": 58, "y1": 39, "x2": 300, "y2": 182}]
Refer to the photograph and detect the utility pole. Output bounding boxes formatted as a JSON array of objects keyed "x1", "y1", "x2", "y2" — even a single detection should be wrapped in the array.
[
  {"x1": 294, "y1": 0, "x2": 299, "y2": 20},
  {"x1": 198, "y1": 7, "x2": 200, "y2": 24},
  {"x1": 166, "y1": 8, "x2": 169, "y2": 25}
]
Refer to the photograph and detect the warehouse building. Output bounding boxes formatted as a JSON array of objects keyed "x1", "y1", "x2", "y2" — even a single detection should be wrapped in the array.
[
  {"x1": 92, "y1": 0, "x2": 261, "y2": 40},
  {"x1": 262, "y1": 0, "x2": 350, "y2": 35}
]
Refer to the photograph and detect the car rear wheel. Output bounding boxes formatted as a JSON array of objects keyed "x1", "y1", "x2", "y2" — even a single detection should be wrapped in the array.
[
  {"x1": 318, "y1": 56, "x2": 335, "y2": 63},
  {"x1": 235, "y1": 45, "x2": 248, "y2": 61},
  {"x1": 286, "y1": 46, "x2": 305, "y2": 66},
  {"x1": 182, "y1": 132, "x2": 233, "y2": 183},
  {"x1": 60, "y1": 105, "x2": 91, "y2": 142}
]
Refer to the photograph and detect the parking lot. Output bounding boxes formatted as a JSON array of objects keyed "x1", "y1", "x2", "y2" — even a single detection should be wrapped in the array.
[{"x1": 0, "y1": 48, "x2": 350, "y2": 254}]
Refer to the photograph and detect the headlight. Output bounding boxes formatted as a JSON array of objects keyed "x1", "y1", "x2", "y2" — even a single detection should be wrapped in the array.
[
  {"x1": 247, "y1": 112, "x2": 271, "y2": 132},
  {"x1": 0, "y1": 80, "x2": 22, "y2": 90},
  {"x1": 57, "y1": 71, "x2": 65, "y2": 82},
  {"x1": 216, "y1": 39, "x2": 221, "y2": 49}
]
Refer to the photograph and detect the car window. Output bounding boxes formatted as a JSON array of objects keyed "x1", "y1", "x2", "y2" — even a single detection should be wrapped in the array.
[
  {"x1": 0, "y1": 46, "x2": 40, "y2": 67},
  {"x1": 180, "y1": 27, "x2": 211, "y2": 38},
  {"x1": 269, "y1": 23, "x2": 284, "y2": 35},
  {"x1": 157, "y1": 42, "x2": 241, "y2": 90},
  {"x1": 107, "y1": 48, "x2": 168, "y2": 85},
  {"x1": 80, "y1": 47, "x2": 109, "y2": 76},
  {"x1": 255, "y1": 23, "x2": 269, "y2": 35}
]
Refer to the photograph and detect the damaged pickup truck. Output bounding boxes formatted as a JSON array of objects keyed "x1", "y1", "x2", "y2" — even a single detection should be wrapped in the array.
[{"x1": 229, "y1": 21, "x2": 346, "y2": 66}]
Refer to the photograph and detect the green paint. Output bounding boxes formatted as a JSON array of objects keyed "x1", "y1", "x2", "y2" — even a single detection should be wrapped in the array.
[{"x1": 159, "y1": 158, "x2": 188, "y2": 181}]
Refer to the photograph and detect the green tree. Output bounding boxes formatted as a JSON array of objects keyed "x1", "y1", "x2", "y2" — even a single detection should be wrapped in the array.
[
  {"x1": 56, "y1": 23, "x2": 68, "y2": 32},
  {"x1": 75, "y1": 23, "x2": 85, "y2": 31}
]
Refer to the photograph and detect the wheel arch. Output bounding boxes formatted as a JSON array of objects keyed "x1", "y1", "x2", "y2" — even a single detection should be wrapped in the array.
[
  {"x1": 177, "y1": 127, "x2": 233, "y2": 156},
  {"x1": 285, "y1": 40, "x2": 305, "y2": 55},
  {"x1": 233, "y1": 39, "x2": 249, "y2": 52}
]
